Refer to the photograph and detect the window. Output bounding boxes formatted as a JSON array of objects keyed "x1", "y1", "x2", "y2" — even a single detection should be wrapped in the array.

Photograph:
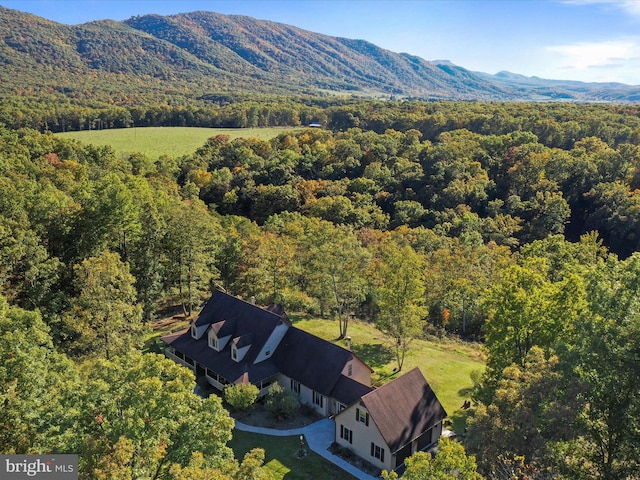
[
  {"x1": 313, "y1": 391, "x2": 324, "y2": 408},
  {"x1": 356, "y1": 407, "x2": 369, "y2": 426},
  {"x1": 265, "y1": 345, "x2": 271, "y2": 357},
  {"x1": 347, "y1": 364, "x2": 353, "y2": 377},
  {"x1": 371, "y1": 443, "x2": 385, "y2": 462},
  {"x1": 290, "y1": 379, "x2": 301, "y2": 394},
  {"x1": 231, "y1": 346, "x2": 238, "y2": 361},
  {"x1": 259, "y1": 379, "x2": 273, "y2": 390},
  {"x1": 340, "y1": 425, "x2": 353, "y2": 444},
  {"x1": 191, "y1": 324, "x2": 197, "y2": 338},
  {"x1": 209, "y1": 335, "x2": 218, "y2": 350}
]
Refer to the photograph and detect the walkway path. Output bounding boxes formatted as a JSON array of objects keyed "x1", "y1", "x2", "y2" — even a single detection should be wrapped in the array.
[{"x1": 235, "y1": 418, "x2": 379, "y2": 480}]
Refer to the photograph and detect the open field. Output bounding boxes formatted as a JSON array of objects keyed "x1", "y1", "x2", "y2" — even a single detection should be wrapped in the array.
[
  {"x1": 56, "y1": 126, "x2": 302, "y2": 159},
  {"x1": 230, "y1": 430, "x2": 355, "y2": 480}
]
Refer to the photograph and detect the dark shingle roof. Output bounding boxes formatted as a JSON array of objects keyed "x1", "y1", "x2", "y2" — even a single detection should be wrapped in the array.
[
  {"x1": 195, "y1": 290, "x2": 289, "y2": 330},
  {"x1": 161, "y1": 328, "x2": 188, "y2": 345},
  {"x1": 163, "y1": 290, "x2": 370, "y2": 399},
  {"x1": 361, "y1": 368, "x2": 447, "y2": 453},
  {"x1": 331, "y1": 375, "x2": 374, "y2": 405},
  {"x1": 233, "y1": 332, "x2": 255, "y2": 348},
  {"x1": 162, "y1": 290, "x2": 288, "y2": 384},
  {"x1": 272, "y1": 327, "x2": 354, "y2": 397},
  {"x1": 165, "y1": 329, "x2": 279, "y2": 384},
  {"x1": 198, "y1": 290, "x2": 288, "y2": 364}
]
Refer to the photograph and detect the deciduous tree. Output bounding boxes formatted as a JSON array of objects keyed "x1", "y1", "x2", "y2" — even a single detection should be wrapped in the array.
[
  {"x1": 557, "y1": 254, "x2": 640, "y2": 480},
  {"x1": 374, "y1": 239, "x2": 427, "y2": 371},
  {"x1": 63, "y1": 250, "x2": 145, "y2": 359},
  {"x1": 163, "y1": 199, "x2": 222, "y2": 316},
  {"x1": 382, "y1": 438, "x2": 483, "y2": 480},
  {"x1": 66, "y1": 352, "x2": 236, "y2": 479},
  {"x1": 0, "y1": 295, "x2": 76, "y2": 454},
  {"x1": 308, "y1": 225, "x2": 370, "y2": 338}
]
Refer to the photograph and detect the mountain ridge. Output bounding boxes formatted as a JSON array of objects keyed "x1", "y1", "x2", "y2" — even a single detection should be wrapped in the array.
[{"x1": 1, "y1": 5, "x2": 639, "y2": 102}]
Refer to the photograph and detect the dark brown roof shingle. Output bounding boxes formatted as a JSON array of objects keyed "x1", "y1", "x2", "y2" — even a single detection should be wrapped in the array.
[
  {"x1": 361, "y1": 368, "x2": 447, "y2": 453},
  {"x1": 271, "y1": 327, "x2": 352, "y2": 397}
]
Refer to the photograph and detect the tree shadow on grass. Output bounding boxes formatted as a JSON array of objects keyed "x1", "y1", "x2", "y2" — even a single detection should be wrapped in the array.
[
  {"x1": 458, "y1": 386, "x2": 474, "y2": 397},
  {"x1": 445, "y1": 389, "x2": 476, "y2": 434},
  {"x1": 351, "y1": 343, "x2": 394, "y2": 369},
  {"x1": 446, "y1": 409, "x2": 472, "y2": 435}
]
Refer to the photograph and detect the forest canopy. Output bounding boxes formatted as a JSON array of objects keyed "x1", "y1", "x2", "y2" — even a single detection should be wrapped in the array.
[{"x1": 2, "y1": 99, "x2": 640, "y2": 478}]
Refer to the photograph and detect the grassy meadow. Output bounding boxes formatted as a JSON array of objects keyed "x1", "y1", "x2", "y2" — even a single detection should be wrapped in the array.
[{"x1": 56, "y1": 126, "x2": 302, "y2": 159}]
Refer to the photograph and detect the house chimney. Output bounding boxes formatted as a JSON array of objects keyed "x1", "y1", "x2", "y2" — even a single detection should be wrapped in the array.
[
  {"x1": 346, "y1": 336, "x2": 352, "y2": 351},
  {"x1": 250, "y1": 296, "x2": 256, "y2": 305}
]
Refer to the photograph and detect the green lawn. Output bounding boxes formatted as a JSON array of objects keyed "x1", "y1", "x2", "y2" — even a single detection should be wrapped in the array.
[
  {"x1": 56, "y1": 126, "x2": 302, "y2": 159},
  {"x1": 291, "y1": 317, "x2": 485, "y2": 431},
  {"x1": 230, "y1": 430, "x2": 355, "y2": 480}
]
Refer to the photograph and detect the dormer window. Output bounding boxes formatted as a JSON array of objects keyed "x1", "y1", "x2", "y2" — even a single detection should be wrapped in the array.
[
  {"x1": 191, "y1": 324, "x2": 197, "y2": 338},
  {"x1": 209, "y1": 335, "x2": 218, "y2": 350},
  {"x1": 231, "y1": 345, "x2": 238, "y2": 361}
]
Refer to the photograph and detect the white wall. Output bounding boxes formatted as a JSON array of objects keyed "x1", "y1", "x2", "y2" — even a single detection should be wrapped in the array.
[
  {"x1": 278, "y1": 374, "x2": 328, "y2": 416},
  {"x1": 340, "y1": 357, "x2": 372, "y2": 386},
  {"x1": 334, "y1": 402, "x2": 392, "y2": 471}
]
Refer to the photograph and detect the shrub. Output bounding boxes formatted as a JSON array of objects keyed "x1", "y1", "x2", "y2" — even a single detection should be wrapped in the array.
[
  {"x1": 224, "y1": 383, "x2": 260, "y2": 411},
  {"x1": 299, "y1": 402, "x2": 318, "y2": 418},
  {"x1": 265, "y1": 382, "x2": 299, "y2": 419}
]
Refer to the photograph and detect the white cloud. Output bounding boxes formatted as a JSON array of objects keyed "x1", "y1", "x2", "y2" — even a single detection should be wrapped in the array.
[
  {"x1": 547, "y1": 40, "x2": 637, "y2": 69},
  {"x1": 544, "y1": 39, "x2": 640, "y2": 83},
  {"x1": 617, "y1": 0, "x2": 640, "y2": 15},
  {"x1": 561, "y1": 0, "x2": 640, "y2": 16}
]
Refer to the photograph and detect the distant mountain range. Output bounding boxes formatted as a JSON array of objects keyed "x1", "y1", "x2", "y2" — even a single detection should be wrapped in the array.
[{"x1": 1, "y1": 5, "x2": 639, "y2": 103}]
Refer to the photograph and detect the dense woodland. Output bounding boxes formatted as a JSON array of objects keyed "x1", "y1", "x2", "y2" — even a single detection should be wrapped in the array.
[{"x1": 2, "y1": 100, "x2": 640, "y2": 479}]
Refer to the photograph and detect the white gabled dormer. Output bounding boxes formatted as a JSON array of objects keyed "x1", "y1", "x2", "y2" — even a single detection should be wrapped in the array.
[
  {"x1": 208, "y1": 328, "x2": 220, "y2": 351},
  {"x1": 231, "y1": 333, "x2": 254, "y2": 363},
  {"x1": 191, "y1": 321, "x2": 210, "y2": 340},
  {"x1": 254, "y1": 321, "x2": 290, "y2": 363},
  {"x1": 209, "y1": 320, "x2": 232, "y2": 351}
]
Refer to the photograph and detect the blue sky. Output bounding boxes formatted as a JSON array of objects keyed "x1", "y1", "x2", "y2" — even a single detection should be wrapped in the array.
[{"x1": 3, "y1": 0, "x2": 640, "y2": 85}]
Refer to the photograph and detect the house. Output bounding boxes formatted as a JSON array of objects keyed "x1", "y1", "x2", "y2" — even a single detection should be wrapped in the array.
[
  {"x1": 162, "y1": 290, "x2": 447, "y2": 471},
  {"x1": 333, "y1": 368, "x2": 447, "y2": 472},
  {"x1": 162, "y1": 289, "x2": 373, "y2": 416}
]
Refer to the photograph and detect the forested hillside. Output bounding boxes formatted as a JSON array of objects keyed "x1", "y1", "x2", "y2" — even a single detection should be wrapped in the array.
[
  {"x1": 2, "y1": 6, "x2": 640, "y2": 477},
  {"x1": 2, "y1": 4, "x2": 640, "y2": 108},
  {"x1": 2, "y1": 98, "x2": 640, "y2": 477}
]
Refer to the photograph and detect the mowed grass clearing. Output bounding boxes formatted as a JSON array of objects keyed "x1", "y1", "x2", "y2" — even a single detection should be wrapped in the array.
[
  {"x1": 291, "y1": 316, "x2": 485, "y2": 430},
  {"x1": 230, "y1": 430, "x2": 356, "y2": 480},
  {"x1": 56, "y1": 126, "x2": 302, "y2": 159}
]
